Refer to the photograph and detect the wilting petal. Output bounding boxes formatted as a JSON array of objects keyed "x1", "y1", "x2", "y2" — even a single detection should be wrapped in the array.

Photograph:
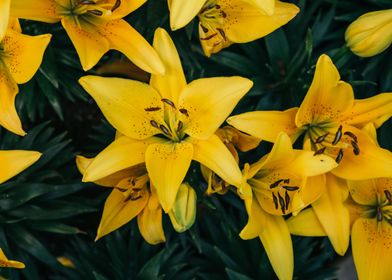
[
  {"x1": 224, "y1": 1, "x2": 299, "y2": 43},
  {"x1": 98, "y1": 19, "x2": 164, "y2": 75},
  {"x1": 287, "y1": 208, "x2": 327, "y2": 237},
  {"x1": 352, "y1": 218, "x2": 392, "y2": 280},
  {"x1": 83, "y1": 137, "x2": 151, "y2": 182},
  {"x1": 11, "y1": 0, "x2": 60, "y2": 23},
  {"x1": 295, "y1": 54, "x2": 354, "y2": 127},
  {"x1": 240, "y1": 196, "x2": 266, "y2": 239},
  {"x1": 61, "y1": 17, "x2": 109, "y2": 71},
  {"x1": 137, "y1": 189, "x2": 165, "y2": 244},
  {"x1": 0, "y1": 0, "x2": 10, "y2": 41},
  {"x1": 332, "y1": 126, "x2": 392, "y2": 180},
  {"x1": 0, "y1": 150, "x2": 41, "y2": 184},
  {"x1": 312, "y1": 174, "x2": 350, "y2": 255},
  {"x1": 345, "y1": 92, "x2": 392, "y2": 128},
  {"x1": 2, "y1": 29, "x2": 51, "y2": 84},
  {"x1": 79, "y1": 76, "x2": 163, "y2": 139},
  {"x1": 150, "y1": 28, "x2": 186, "y2": 103},
  {"x1": 110, "y1": 0, "x2": 146, "y2": 19},
  {"x1": 169, "y1": 0, "x2": 206, "y2": 30},
  {"x1": 227, "y1": 108, "x2": 299, "y2": 143},
  {"x1": 190, "y1": 134, "x2": 242, "y2": 187},
  {"x1": 96, "y1": 188, "x2": 148, "y2": 240},
  {"x1": 146, "y1": 141, "x2": 193, "y2": 212},
  {"x1": 0, "y1": 248, "x2": 25, "y2": 269},
  {"x1": 180, "y1": 77, "x2": 253, "y2": 140},
  {"x1": 259, "y1": 213, "x2": 293, "y2": 280}
]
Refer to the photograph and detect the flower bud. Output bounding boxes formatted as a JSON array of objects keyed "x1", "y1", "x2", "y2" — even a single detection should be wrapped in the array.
[
  {"x1": 169, "y1": 183, "x2": 197, "y2": 233},
  {"x1": 345, "y1": 9, "x2": 392, "y2": 57}
]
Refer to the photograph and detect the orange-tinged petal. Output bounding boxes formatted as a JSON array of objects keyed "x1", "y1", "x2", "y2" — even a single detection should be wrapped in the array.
[
  {"x1": 0, "y1": 0, "x2": 10, "y2": 41},
  {"x1": 190, "y1": 134, "x2": 242, "y2": 187},
  {"x1": 227, "y1": 108, "x2": 299, "y2": 143},
  {"x1": 295, "y1": 54, "x2": 354, "y2": 127},
  {"x1": 2, "y1": 29, "x2": 51, "y2": 84},
  {"x1": 11, "y1": 0, "x2": 60, "y2": 23},
  {"x1": 61, "y1": 17, "x2": 109, "y2": 71},
  {"x1": 98, "y1": 19, "x2": 164, "y2": 75},
  {"x1": 287, "y1": 208, "x2": 327, "y2": 237},
  {"x1": 82, "y1": 136, "x2": 150, "y2": 182},
  {"x1": 96, "y1": 188, "x2": 148, "y2": 240},
  {"x1": 79, "y1": 76, "x2": 163, "y2": 140},
  {"x1": 145, "y1": 141, "x2": 193, "y2": 212},
  {"x1": 0, "y1": 150, "x2": 41, "y2": 184},
  {"x1": 150, "y1": 28, "x2": 186, "y2": 103},
  {"x1": 345, "y1": 92, "x2": 392, "y2": 128},
  {"x1": 0, "y1": 248, "x2": 25, "y2": 269},
  {"x1": 169, "y1": 0, "x2": 205, "y2": 30},
  {"x1": 179, "y1": 76, "x2": 253, "y2": 140},
  {"x1": 352, "y1": 218, "x2": 392, "y2": 280},
  {"x1": 312, "y1": 174, "x2": 350, "y2": 255}
]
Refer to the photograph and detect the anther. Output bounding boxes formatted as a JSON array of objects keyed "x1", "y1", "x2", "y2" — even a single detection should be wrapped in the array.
[
  {"x1": 332, "y1": 125, "x2": 343, "y2": 145},
  {"x1": 313, "y1": 147, "x2": 326, "y2": 156},
  {"x1": 177, "y1": 121, "x2": 183, "y2": 133},
  {"x1": 278, "y1": 192, "x2": 286, "y2": 214},
  {"x1": 283, "y1": 186, "x2": 299, "y2": 191},
  {"x1": 179, "y1": 108, "x2": 189, "y2": 117},
  {"x1": 344, "y1": 131, "x2": 358, "y2": 143},
  {"x1": 351, "y1": 140, "x2": 360, "y2": 155},
  {"x1": 144, "y1": 107, "x2": 161, "y2": 112},
  {"x1": 161, "y1": 98, "x2": 176, "y2": 109},
  {"x1": 335, "y1": 149, "x2": 344, "y2": 163},
  {"x1": 272, "y1": 193, "x2": 278, "y2": 209},
  {"x1": 384, "y1": 190, "x2": 392, "y2": 203},
  {"x1": 284, "y1": 191, "x2": 290, "y2": 210},
  {"x1": 79, "y1": 0, "x2": 95, "y2": 4},
  {"x1": 283, "y1": 179, "x2": 290, "y2": 184},
  {"x1": 159, "y1": 124, "x2": 172, "y2": 136},
  {"x1": 270, "y1": 179, "x2": 284, "y2": 189},
  {"x1": 315, "y1": 132, "x2": 329, "y2": 144},
  {"x1": 216, "y1": 28, "x2": 226, "y2": 40},
  {"x1": 88, "y1": 9, "x2": 103, "y2": 16},
  {"x1": 112, "y1": 0, "x2": 121, "y2": 11},
  {"x1": 377, "y1": 207, "x2": 383, "y2": 222},
  {"x1": 200, "y1": 24, "x2": 209, "y2": 33},
  {"x1": 150, "y1": 120, "x2": 159, "y2": 129},
  {"x1": 200, "y1": 33, "x2": 218, "y2": 40}
]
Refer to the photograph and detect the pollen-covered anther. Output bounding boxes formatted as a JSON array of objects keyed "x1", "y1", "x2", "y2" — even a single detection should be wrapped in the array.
[
  {"x1": 161, "y1": 98, "x2": 176, "y2": 109},
  {"x1": 144, "y1": 107, "x2": 161, "y2": 112},
  {"x1": 272, "y1": 192, "x2": 278, "y2": 209},
  {"x1": 282, "y1": 186, "x2": 299, "y2": 191},
  {"x1": 335, "y1": 148, "x2": 344, "y2": 163},
  {"x1": 284, "y1": 191, "x2": 290, "y2": 210},
  {"x1": 150, "y1": 120, "x2": 159, "y2": 129},
  {"x1": 88, "y1": 9, "x2": 104, "y2": 16},
  {"x1": 159, "y1": 124, "x2": 172, "y2": 137},
  {"x1": 313, "y1": 147, "x2": 326, "y2": 156},
  {"x1": 179, "y1": 108, "x2": 189, "y2": 117},
  {"x1": 177, "y1": 121, "x2": 183, "y2": 133},
  {"x1": 111, "y1": 0, "x2": 121, "y2": 11},
  {"x1": 351, "y1": 140, "x2": 360, "y2": 155},
  {"x1": 315, "y1": 132, "x2": 329, "y2": 144},
  {"x1": 377, "y1": 207, "x2": 383, "y2": 222},
  {"x1": 277, "y1": 192, "x2": 286, "y2": 214},
  {"x1": 344, "y1": 131, "x2": 358, "y2": 143},
  {"x1": 332, "y1": 125, "x2": 343, "y2": 145},
  {"x1": 385, "y1": 190, "x2": 392, "y2": 204},
  {"x1": 79, "y1": 0, "x2": 95, "y2": 5},
  {"x1": 270, "y1": 178, "x2": 290, "y2": 189}
]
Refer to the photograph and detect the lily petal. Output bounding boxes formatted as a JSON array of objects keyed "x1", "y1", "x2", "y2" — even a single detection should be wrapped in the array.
[
  {"x1": 0, "y1": 0, "x2": 10, "y2": 41},
  {"x1": 295, "y1": 54, "x2": 354, "y2": 127},
  {"x1": 98, "y1": 19, "x2": 164, "y2": 75},
  {"x1": 82, "y1": 136, "x2": 150, "y2": 182},
  {"x1": 96, "y1": 188, "x2": 148, "y2": 240},
  {"x1": 312, "y1": 174, "x2": 350, "y2": 255},
  {"x1": 110, "y1": 0, "x2": 147, "y2": 19},
  {"x1": 2, "y1": 29, "x2": 51, "y2": 84},
  {"x1": 79, "y1": 76, "x2": 162, "y2": 140},
  {"x1": 347, "y1": 179, "x2": 378, "y2": 206},
  {"x1": 0, "y1": 150, "x2": 41, "y2": 184},
  {"x1": 150, "y1": 28, "x2": 186, "y2": 103},
  {"x1": 352, "y1": 218, "x2": 392, "y2": 280},
  {"x1": 246, "y1": 0, "x2": 275, "y2": 15},
  {"x1": 190, "y1": 134, "x2": 242, "y2": 187},
  {"x1": 11, "y1": 0, "x2": 60, "y2": 23},
  {"x1": 169, "y1": 0, "x2": 206, "y2": 30},
  {"x1": 61, "y1": 17, "x2": 110, "y2": 71},
  {"x1": 287, "y1": 208, "x2": 327, "y2": 237},
  {"x1": 345, "y1": 92, "x2": 392, "y2": 128},
  {"x1": 0, "y1": 248, "x2": 25, "y2": 269},
  {"x1": 145, "y1": 141, "x2": 193, "y2": 212},
  {"x1": 180, "y1": 77, "x2": 253, "y2": 140},
  {"x1": 240, "y1": 196, "x2": 266, "y2": 239},
  {"x1": 227, "y1": 108, "x2": 299, "y2": 143}
]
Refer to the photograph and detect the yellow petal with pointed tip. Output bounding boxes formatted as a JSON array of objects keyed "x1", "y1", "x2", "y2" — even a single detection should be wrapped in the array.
[
  {"x1": 190, "y1": 134, "x2": 242, "y2": 187},
  {"x1": 287, "y1": 208, "x2": 327, "y2": 237},
  {"x1": 79, "y1": 76, "x2": 162, "y2": 140},
  {"x1": 247, "y1": 0, "x2": 275, "y2": 15},
  {"x1": 10, "y1": 0, "x2": 60, "y2": 23},
  {"x1": 82, "y1": 137, "x2": 150, "y2": 182},
  {"x1": 150, "y1": 28, "x2": 186, "y2": 103},
  {"x1": 240, "y1": 196, "x2": 266, "y2": 240},
  {"x1": 346, "y1": 92, "x2": 392, "y2": 128},
  {"x1": 96, "y1": 188, "x2": 148, "y2": 240},
  {"x1": 180, "y1": 77, "x2": 253, "y2": 140},
  {"x1": 352, "y1": 218, "x2": 392, "y2": 280},
  {"x1": 259, "y1": 213, "x2": 293, "y2": 280},
  {"x1": 2, "y1": 30, "x2": 51, "y2": 84},
  {"x1": 0, "y1": 150, "x2": 41, "y2": 184},
  {"x1": 110, "y1": 0, "x2": 146, "y2": 19},
  {"x1": 227, "y1": 108, "x2": 299, "y2": 143},
  {"x1": 217, "y1": 126, "x2": 261, "y2": 152},
  {"x1": 0, "y1": 0, "x2": 10, "y2": 41},
  {"x1": 98, "y1": 19, "x2": 164, "y2": 75},
  {"x1": 0, "y1": 248, "x2": 25, "y2": 269},
  {"x1": 312, "y1": 174, "x2": 350, "y2": 256},
  {"x1": 296, "y1": 54, "x2": 354, "y2": 127},
  {"x1": 146, "y1": 141, "x2": 193, "y2": 213},
  {"x1": 169, "y1": 0, "x2": 205, "y2": 30},
  {"x1": 61, "y1": 18, "x2": 109, "y2": 71},
  {"x1": 347, "y1": 179, "x2": 378, "y2": 206}
]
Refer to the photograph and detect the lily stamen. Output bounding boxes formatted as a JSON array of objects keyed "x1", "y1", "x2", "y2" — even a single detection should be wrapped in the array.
[
  {"x1": 144, "y1": 107, "x2": 161, "y2": 112},
  {"x1": 335, "y1": 148, "x2": 344, "y2": 163},
  {"x1": 313, "y1": 147, "x2": 326, "y2": 156},
  {"x1": 284, "y1": 191, "x2": 290, "y2": 210},
  {"x1": 179, "y1": 108, "x2": 189, "y2": 117},
  {"x1": 344, "y1": 131, "x2": 358, "y2": 142},
  {"x1": 332, "y1": 125, "x2": 343, "y2": 145},
  {"x1": 351, "y1": 140, "x2": 360, "y2": 155},
  {"x1": 384, "y1": 190, "x2": 392, "y2": 204},
  {"x1": 150, "y1": 120, "x2": 159, "y2": 129},
  {"x1": 159, "y1": 124, "x2": 172, "y2": 137},
  {"x1": 112, "y1": 0, "x2": 121, "y2": 11},
  {"x1": 282, "y1": 186, "x2": 299, "y2": 191},
  {"x1": 315, "y1": 132, "x2": 329, "y2": 144},
  {"x1": 272, "y1": 192, "x2": 278, "y2": 209},
  {"x1": 278, "y1": 192, "x2": 286, "y2": 214},
  {"x1": 161, "y1": 98, "x2": 176, "y2": 109},
  {"x1": 377, "y1": 207, "x2": 383, "y2": 222}
]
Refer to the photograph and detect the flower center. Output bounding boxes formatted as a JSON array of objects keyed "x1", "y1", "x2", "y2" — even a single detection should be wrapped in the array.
[
  {"x1": 116, "y1": 174, "x2": 149, "y2": 202},
  {"x1": 373, "y1": 190, "x2": 392, "y2": 225},
  {"x1": 304, "y1": 123, "x2": 361, "y2": 164},
  {"x1": 145, "y1": 98, "x2": 189, "y2": 143}
]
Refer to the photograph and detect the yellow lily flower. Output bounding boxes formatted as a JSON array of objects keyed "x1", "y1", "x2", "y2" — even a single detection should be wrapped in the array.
[
  {"x1": 201, "y1": 126, "x2": 261, "y2": 195},
  {"x1": 0, "y1": 19, "x2": 51, "y2": 136},
  {"x1": 11, "y1": 0, "x2": 164, "y2": 73},
  {"x1": 239, "y1": 133, "x2": 336, "y2": 280},
  {"x1": 345, "y1": 9, "x2": 392, "y2": 57},
  {"x1": 0, "y1": 0, "x2": 10, "y2": 41},
  {"x1": 0, "y1": 248, "x2": 25, "y2": 269},
  {"x1": 228, "y1": 54, "x2": 392, "y2": 180},
  {"x1": 169, "y1": 0, "x2": 299, "y2": 56},
  {"x1": 79, "y1": 28, "x2": 252, "y2": 212}
]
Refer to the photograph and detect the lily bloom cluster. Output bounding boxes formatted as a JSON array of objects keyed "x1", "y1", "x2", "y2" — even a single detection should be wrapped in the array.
[{"x1": 0, "y1": 1, "x2": 391, "y2": 280}]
